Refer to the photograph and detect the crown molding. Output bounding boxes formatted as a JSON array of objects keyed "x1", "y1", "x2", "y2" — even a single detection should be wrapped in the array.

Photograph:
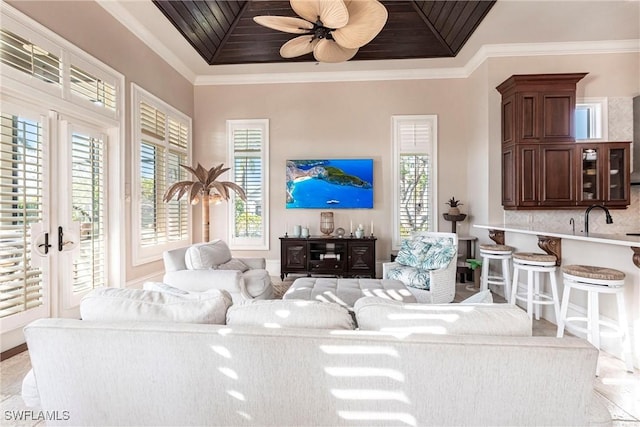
[
  {"x1": 194, "y1": 66, "x2": 469, "y2": 86},
  {"x1": 197, "y1": 39, "x2": 640, "y2": 86},
  {"x1": 96, "y1": 0, "x2": 197, "y2": 83},
  {"x1": 464, "y1": 39, "x2": 640, "y2": 76}
]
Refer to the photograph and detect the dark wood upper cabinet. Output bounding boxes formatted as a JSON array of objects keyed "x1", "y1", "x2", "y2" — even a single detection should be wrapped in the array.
[
  {"x1": 497, "y1": 73, "x2": 630, "y2": 209},
  {"x1": 497, "y1": 73, "x2": 586, "y2": 145},
  {"x1": 539, "y1": 144, "x2": 576, "y2": 206}
]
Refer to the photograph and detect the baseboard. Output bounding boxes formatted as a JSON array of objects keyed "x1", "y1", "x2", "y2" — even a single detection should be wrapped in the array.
[{"x1": 1, "y1": 342, "x2": 27, "y2": 361}]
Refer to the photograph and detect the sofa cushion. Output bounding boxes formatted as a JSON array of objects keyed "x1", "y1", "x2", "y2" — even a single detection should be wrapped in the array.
[
  {"x1": 216, "y1": 258, "x2": 249, "y2": 272},
  {"x1": 184, "y1": 240, "x2": 232, "y2": 270},
  {"x1": 143, "y1": 282, "x2": 191, "y2": 296},
  {"x1": 226, "y1": 299, "x2": 355, "y2": 330},
  {"x1": 354, "y1": 297, "x2": 531, "y2": 336},
  {"x1": 460, "y1": 289, "x2": 493, "y2": 304},
  {"x1": 80, "y1": 287, "x2": 232, "y2": 324},
  {"x1": 385, "y1": 265, "x2": 431, "y2": 290},
  {"x1": 21, "y1": 369, "x2": 39, "y2": 408}
]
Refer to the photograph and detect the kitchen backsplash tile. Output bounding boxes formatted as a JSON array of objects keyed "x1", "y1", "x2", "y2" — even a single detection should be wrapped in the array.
[
  {"x1": 504, "y1": 187, "x2": 640, "y2": 234},
  {"x1": 608, "y1": 97, "x2": 633, "y2": 141}
]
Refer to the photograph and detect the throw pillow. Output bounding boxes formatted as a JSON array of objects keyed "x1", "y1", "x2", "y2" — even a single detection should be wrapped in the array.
[
  {"x1": 215, "y1": 258, "x2": 249, "y2": 272},
  {"x1": 395, "y1": 238, "x2": 432, "y2": 269},
  {"x1": 184, "y1": 240, "x2": 232, "y2": 270},
  {"x1": 226, "y1": 299, "x2": 355, "y2": 330},
  {"x1": 460, "y1": 289, "x2": 493, "y2": 304},
  {"x1": 420, "y1": 240, "x2": 457, "y2": 270},
  {"x1": 354, "y1": 296, "x2": 532, "y2": 336},
  {"x1": 143, "y1": 282, "x2": 190, "y2": 296},
  {"x1": 80, "y1": 287, "x2": 232, "y2": 324},
  {"x1": 386, "y1": 265, "x2": 431, "y2": 290}
]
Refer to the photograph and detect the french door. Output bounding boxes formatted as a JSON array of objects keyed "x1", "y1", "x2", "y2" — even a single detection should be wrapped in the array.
[{"x1": 0, "y1": 103, "x2": 108, "y2": 330}]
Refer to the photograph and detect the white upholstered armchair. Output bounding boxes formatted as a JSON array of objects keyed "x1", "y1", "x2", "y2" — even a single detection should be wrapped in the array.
[
  {"x1": 382, "y1": 232, "x2": 458, "y2": 304},
  {"x1": 162, "y1": 240, "x2": 273, "y2": 303}
]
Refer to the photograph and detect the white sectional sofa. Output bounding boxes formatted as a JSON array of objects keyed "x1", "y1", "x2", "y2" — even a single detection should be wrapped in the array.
[{"x1": 22, "y1": 288, "x2": 610, "y2": 426}]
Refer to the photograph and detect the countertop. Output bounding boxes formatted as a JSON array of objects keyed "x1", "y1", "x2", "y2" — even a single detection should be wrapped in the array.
[{"x1": 474, "y1": 224, "x2": 640, "y2": 248}]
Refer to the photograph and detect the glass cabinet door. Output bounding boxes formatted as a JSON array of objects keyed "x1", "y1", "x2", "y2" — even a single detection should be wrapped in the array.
[
  {"x1": 579, "y1": 146, "x2": 600, "y2": 204},
  {"x1": 606, "y1": 146, "x2": 628, "y2": 204}
]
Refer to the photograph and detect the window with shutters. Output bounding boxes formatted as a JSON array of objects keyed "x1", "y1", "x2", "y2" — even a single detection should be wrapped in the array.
[
  {"x1": 0, "y1": 16, "x2": 121, "y2": 120},
  {"x1": 132, "y1": 84, "x2": 191, "y2": 264},
  {"x1": 227, "y1": 120, "x2": 269, "y2": 250},
  {"x1": 391, "y1": 115, "x2": 438, "y2": 249},
  {"x1": 0, "y1": 113, "x2": 45, "y2": 318}
]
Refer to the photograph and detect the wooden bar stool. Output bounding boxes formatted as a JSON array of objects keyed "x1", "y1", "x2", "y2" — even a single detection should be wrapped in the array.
[
  {"x1": 479, "y1": 244, "x2": 514, "y2": 301},
  {"x1": 510, "y1": 252, "x2": 560, "y2": 321},
  {"x1": 557, "y1": 265, "x2": 633, "y2": 372}
]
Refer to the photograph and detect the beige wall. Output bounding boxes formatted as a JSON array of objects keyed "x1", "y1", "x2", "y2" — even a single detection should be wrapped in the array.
[
  {"x1": 194, "y1": 79, "x2": 471, "y2": 262},
  {"x1": 7, "y1": 0, "x2": 195, "y2": 285}
]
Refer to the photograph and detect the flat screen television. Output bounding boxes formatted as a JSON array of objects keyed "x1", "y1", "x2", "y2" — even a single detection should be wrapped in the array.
[{"x1": 286, "y1": 159, "x2": 373, "y2": 209}]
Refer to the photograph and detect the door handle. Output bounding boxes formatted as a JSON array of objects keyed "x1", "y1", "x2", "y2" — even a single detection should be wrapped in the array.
[
  {"x1": 38, "y1": 232, "x2": 52, "y2": 255},
  {"x1": 58, "y1": 226, "x2": 75, "y2": 251}
]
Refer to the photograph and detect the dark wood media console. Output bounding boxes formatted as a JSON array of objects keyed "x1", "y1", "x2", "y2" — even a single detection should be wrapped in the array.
[{"x1": 279, "y1": 236, "x2": 376, "y2": 280}]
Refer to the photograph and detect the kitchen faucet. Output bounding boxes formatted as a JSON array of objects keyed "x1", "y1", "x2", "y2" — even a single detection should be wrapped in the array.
[{"x1": 584, "y1": 204, "x2": 613, "y2": 235}]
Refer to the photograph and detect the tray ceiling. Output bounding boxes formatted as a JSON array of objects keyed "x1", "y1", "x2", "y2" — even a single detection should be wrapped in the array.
[{"x1": 152, "y1": 0, "x2": 496, "y2": 65}]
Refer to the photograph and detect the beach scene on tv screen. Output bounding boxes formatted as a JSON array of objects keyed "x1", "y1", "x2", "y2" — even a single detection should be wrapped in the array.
[{"x1": 286, "y1": 159, "x2": 373, "y2": 209}]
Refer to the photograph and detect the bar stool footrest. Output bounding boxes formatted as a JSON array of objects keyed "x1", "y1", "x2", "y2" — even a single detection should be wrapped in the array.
[
  {"x1": 514, "y1": 292, "x2": 555, "y2": 305},
  {"x1": 563, "y1": 317, "x2": 625, "y2": 339}
]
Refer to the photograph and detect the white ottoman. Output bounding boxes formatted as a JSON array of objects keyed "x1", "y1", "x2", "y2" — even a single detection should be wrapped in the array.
[{"x1": 283, "y1": 277, "x2": 417, "y2": 309}]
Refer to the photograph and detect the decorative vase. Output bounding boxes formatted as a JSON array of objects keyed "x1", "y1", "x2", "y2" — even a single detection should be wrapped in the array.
[
  {"x1": 355, "y1": 229, "x2": 364, "y2": 238},
  {"x1": 320, "y1": 212, "x2": 334, "y2": 236}
]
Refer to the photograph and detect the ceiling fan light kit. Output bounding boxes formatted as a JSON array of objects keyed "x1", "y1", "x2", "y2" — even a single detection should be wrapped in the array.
[{"x1": 253, "y1": 0, "x2": 388, "y2": 63}]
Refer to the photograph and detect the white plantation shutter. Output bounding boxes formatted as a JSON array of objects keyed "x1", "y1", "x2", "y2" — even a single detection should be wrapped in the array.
[
  {"x1": 392, "y1": 116, "x2": 437, "y2": 248},
  {"x1": 132, "y1": 85, "x2": 191, "y2": 263},
  {"x1": 69, "y1": 65, "x2": 117, "y2": 112},
  {"x1": 0, "y1": 28, "x2": 61, "y2": 87},
  {"x1": 227, "y1": 120, "x2": 269, "y2": 250},
  {"x1": 0, "y1": 112, "x2": 45, "y2": 318},
  {"x1": 70, "y1": 132, "x2": 106, "y2": 293},
  {"x1": 0, "y1": 25, "x2": 120, "y2": 119},
  {"x1": 166, "y1": 150, "x2": 188, "y2": 241}
]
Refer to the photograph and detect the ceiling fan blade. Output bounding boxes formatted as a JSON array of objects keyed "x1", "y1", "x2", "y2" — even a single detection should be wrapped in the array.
[
  {"x1": 253, "y1": 16, "x2": 313, "y2": 34},
  {"x1": 291, "y1": 0, "x2": 349, "y2": 29},
  {"x1": 280, "y1": 35, "x2": 318, "y2": 58},
  {"x1": 313, "y1": 39, "x2": 358, "y2": 63},
  {"x1": 332, "y1": 0, "x2": 388, "y2": 49}
]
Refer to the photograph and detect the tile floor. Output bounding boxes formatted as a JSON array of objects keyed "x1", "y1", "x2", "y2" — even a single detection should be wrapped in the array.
[{"x1": 1, "y1": 281, "x2": 638, "y2": 426}]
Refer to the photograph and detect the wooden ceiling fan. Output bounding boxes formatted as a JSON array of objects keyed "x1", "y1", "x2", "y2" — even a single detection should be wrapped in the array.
[{"x1": 253, "y1": 0, "x2": 388, "y2": 63}]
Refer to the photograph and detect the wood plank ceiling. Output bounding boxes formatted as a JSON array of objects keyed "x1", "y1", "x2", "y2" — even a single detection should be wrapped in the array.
[{"x1": 152, "y1": 0, "x2": 496, "y2": 65}]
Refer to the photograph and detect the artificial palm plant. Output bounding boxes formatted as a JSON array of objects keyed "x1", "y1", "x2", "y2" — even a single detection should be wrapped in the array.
[{"x1": 163, "y1": 163, "x2": 246, "y2": 242}]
